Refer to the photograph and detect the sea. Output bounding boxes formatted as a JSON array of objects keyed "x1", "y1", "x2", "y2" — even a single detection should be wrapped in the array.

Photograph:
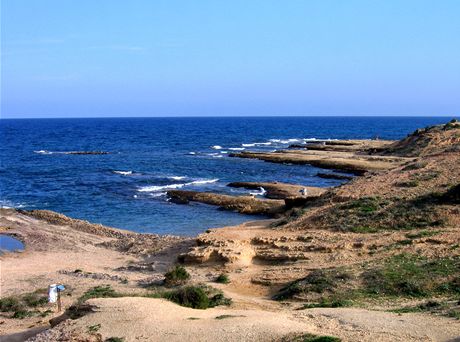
[{"x1": 0, "y1": 116, "x2": 451, "y2": 236}]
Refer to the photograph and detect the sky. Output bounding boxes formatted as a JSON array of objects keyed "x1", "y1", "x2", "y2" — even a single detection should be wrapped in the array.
[{"x1": 1, "y1": 0, "x2": 460, "y2": 118}]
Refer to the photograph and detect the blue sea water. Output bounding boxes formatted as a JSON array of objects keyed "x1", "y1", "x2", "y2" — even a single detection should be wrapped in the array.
[{"x1": 0, "y1": 116, "x2": 451, "y2": 236}]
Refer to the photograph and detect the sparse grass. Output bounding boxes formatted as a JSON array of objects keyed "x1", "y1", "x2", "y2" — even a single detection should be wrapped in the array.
[
  {"x1": 105, "y1": 338, "x2": 125, "y2": 342},
  {"x1": 88, "y1": 323, "x2": 101, "y2": 333},
  {"x1": 396, "y1": 180, "x2": 419, "y2": 188},
  {"x1": 78, "y1": 285, "x2": 122, "y2": 303},
  {"x1": 390, "y1": 299, "x2": 460, "y2": 319},
  {"x1": 164, "y1": 265, "x2": 191, "y2": 286},
  {"x1": 299, "y1": 298, "x2": 352, "y2": 309},
  {"x1": 216, "y1": 273, "x2": 230, "y2": 284},
  {"x1": 274, "y1": 254, "x2": 460, "y2": 304},
  {"x1": 402, "y1": 161, "x2": 428, "y2": 171},
  {"x1": 362, "y1": 254, "x2": 459, "y2": 297},
  {"x1": 405, "y1": 230, "x2": 441, "y2": 239},
  {"x1": 324, "y1": 194, "x2": 445, "y2": 233},
  {"x1": 281, "y1": 333, "x2": 341, "y2": 342},
  {"x1": 0, "y1": 289, "x2": 49, "y2": 319},
  {"x1": 274, "y1": 269, "x2": 351, "y2": 301},
  {"x1": 214, "y1": 314, "x2": 245, "y2": 319}
]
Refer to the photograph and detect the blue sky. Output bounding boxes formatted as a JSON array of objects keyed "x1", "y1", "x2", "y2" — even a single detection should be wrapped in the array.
[{"x1": 1, "y1": 0, "x2": 459, "y2": 118}]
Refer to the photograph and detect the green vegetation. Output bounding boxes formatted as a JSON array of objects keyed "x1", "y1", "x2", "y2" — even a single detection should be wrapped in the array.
[
  {"x1": 0, "y1": 288, "x2": 49, "y2": 319},
  {"x1": 164, "y1": 265, "x2": 191, "y2": 286},
  {"x1": 274, "y1": 254, "x2": 460, "y2": 307},
  {"x1": 214, "y1": 314, "x2": 245, "y2": 319},
  {"x1": 299, "y1": 298, "x2": 352, "y2": 309},
  {"x1": 390, "y1": 299, "x2": 460, "y2": 320},
  {"x1": 274, "y1": 269, "x2": 351, "y2": 301},
  {"x1": 281, "y1": 333, "x2": 341, "y2": 342},
  {"x1": 396, "y1": 180, "x2": 419, "y2": 188},
  {"x1": 216, "y1": 273, "x2": 230, "y2": 284},
  {"x1": 76, "y1": 284, "x2": 231, "y2": 311},
  {"x1": 78, "y1": 285, "x2": 122, "y2": 303},
  {"x1": 402, "y1": 161, "x2": 428, "y2": 171},
  {"x1": 325, "y1": 194, "x2": 445, "y2": 233},
  {"x1": 88, "y1": 323, "x2": 101, "y2": 333},
  {"x1": 105, "y1": 338, "x2": 125, "y2": 342}
]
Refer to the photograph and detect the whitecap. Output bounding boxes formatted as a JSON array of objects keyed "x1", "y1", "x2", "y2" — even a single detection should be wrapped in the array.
[
  {"x1": 34, "y1": 150, "x2": 53, "y2": 155},
  {"x1": 188, "y1": 152, "x2": 196, "y2": 155},
  {"x1": 242, "y1": 143, "x2": 256, "y2": 147},
  {"x1": 211, "y1": 145, "x2": 222, "y2": 150},
  {"x1": 138, "y1": 183, "x2": 187, "y2": 192},
  {"x1": 150, "y1": 192, "x2": 167, "y2": 198},
  {"x1": 249, "y1": 187, "x2": 267, "y2": 196},
  {"x1": 113, "y1": 170, "x2": 133, "y2": 176},
  {"x1": 254, "y1": 142, "x2": 272, "y2": 146},
  {"x1": 0, "y1": 200, "x2": 26, "y2": 209},
  {"x1": 138, "y1": 178, "x2": 219, "y2": 193},
  {"x1": 220, "y1": 151, "x2": 228, "y2": 154},
  {"x1": 169, "y1": 176, "x2": 186, "y2": 180},
  {"x1": 188, "y1": 179, "x2": 219, "y2": 185},
  {"x1": 228, "y1": 147, "x2": 245, "y2": 151}
]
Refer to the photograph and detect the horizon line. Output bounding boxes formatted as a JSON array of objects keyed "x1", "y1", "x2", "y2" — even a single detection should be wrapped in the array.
[{"x1": 1, "y1": 114, "x2": 457, "y2": 120}]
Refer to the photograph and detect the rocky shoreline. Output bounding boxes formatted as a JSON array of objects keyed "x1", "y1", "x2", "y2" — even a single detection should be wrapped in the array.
[{"x1": 1, "y1": 120, "x2": 460, "y2": 341}]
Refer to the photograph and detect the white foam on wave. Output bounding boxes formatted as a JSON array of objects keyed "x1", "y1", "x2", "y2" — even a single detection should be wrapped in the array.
[
  {"x1": 0, "y1": 200, "x2": 26, "y2": 209},
  {"x1": 242, "y1": 143, "x2": 255, "y2": 147},
  {"x1": 220, "y1": 151, "x2": 228, "y2": 154},
  {"x1": 113, "y1": 170, "x2": 133, "y2": 176},
  {"x1": 254, "y1": 142, "x2": 272, "y2": 146},
  {"x1": 212, "y1": 155, "x2": 223, "y2": 158},
  {"x1": 150, "y1": 192, "x2": 167, "y2": 198},
  {"x1": 211, "y1": 145, "x2": 222, "y2": 150},
  {"x1": 34, "y1": 150, "x2": 53, "y2": 155},
  {"x1": 169, "y1": 176, "x2": 186, "y2": 180},
  {"x1": 138, "y1": 178, "x2": 219, "y2": 193},
  {"x1": 249, "y1": 187, "x2": 267, "y2": 196},
  {"x1": 228, "y1": 147, "x2": 245, "y2": 151}
]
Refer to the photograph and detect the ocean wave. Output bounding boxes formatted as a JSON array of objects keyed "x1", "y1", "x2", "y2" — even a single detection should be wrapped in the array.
[
  {"x1": 228, "y1": 147, "x2": 245, "y2": 151},
  {"x1": 249, "y1": 187, "x2": 267, "y2": 196},
  {"x1": 242, "y1": 143, "x2": 255, "y2": 147},
  {"x1": 169, "y1": 176, "x2": 186, "y2": 180},
  {"x1": 0, "y1": 200, "x2": 26, "y2": 209},
  {"x1": 211, "y1": 145, "x2": 222, "y2": 150},
  {"x1": 188, "y1": 152, "x2": 196, "y2": 155},
  {"x1": 34, "y1": 150, "x2": 53, "y2": 155},
  {"x1": 254, "y1": 142, "x2": 272, "y2": 146},
  {"x1": 149, "y1": 192, "x2": 167, "y2": 197},
  {"x1": 113, "y1": 170, "x2": 133, "y2": 176},
  {"x1": 138, "y1": 178, "x2": 219, "y2": 193},
  {"x1": 34, "y1": 150, "x2": 110, "y2": 155}
]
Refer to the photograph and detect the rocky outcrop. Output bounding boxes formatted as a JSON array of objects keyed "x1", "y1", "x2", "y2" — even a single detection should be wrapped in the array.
[
  {"x1": 227, "y1": 182, "x2": 327, "y2": 199},
  {"x1": 379, "y1": 120, "x2": 460, "y2": 157},
  {"x1": 229, "y1": 150, "x2": 410, "y2": 175},
  {"x1": 289, "y1": 139, "x2": 393, "y2": 153},
  {"x1": 167, "y1": 190, "x2": 285, "y2": 216},
  {"x1": 315, "y1": 172, "x2": 354, "y2": 181}
]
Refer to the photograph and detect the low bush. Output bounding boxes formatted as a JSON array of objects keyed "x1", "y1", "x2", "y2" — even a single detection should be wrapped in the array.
[
  {"x1": 164, "y1": 265, "x2": 191, "y2": 286},
  {"x1": 216, "y1": 274, "x2": 230, "y2": 284}
]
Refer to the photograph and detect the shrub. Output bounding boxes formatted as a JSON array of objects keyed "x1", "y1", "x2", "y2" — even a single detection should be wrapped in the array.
[
  {"x1": 164, "y1": 265, "x2": 191, "y2": 286},
  {"x1": 159, "y1": 285, "x2": 232, "y2": 310},
  {"x1": 79, "y1": 285, "x2": 120, "y2": 302},
  {"x1": 281, "y1": 333, "x2": 341, "y2": 342},
  {"x1": 162, "y1": 286, "x2": 210, "y2": 309},
  {"x1": 216, "y1": 274, "x2": 230, "y2": 284}
]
